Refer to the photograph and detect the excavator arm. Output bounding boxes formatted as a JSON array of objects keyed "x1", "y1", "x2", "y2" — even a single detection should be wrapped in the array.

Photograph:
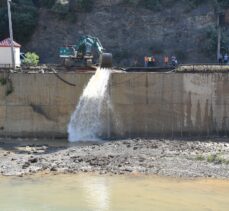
[
  {"x1": 92, "y1": 37, "x2": 112, "y2": 68},
  {"x1": 79, "y1": 36, "x2": 113, "y2": 68}
]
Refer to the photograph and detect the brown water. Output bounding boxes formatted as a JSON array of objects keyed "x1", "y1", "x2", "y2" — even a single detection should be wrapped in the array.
[{"x1": 0, "y1": 175, "x2": 229, "y2": 211}]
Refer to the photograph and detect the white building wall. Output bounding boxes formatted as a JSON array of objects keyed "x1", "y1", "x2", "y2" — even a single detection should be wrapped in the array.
[
  {"x1": 0, "y1": 47, "x2": 21, "y2": 67},
  {"x1": 15, "y1": 48, "x2": 21, "y2": 67}
]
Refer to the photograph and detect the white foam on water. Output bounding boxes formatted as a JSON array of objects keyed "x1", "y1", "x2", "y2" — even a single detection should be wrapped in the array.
[{"x1": 68, "y1": 68, "x2": 112, "y2": 142}]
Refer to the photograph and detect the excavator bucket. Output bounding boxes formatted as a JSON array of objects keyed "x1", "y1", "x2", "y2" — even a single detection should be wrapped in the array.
[{"x1": 100, "y1": 53, "x2": 112, "y2": 68}]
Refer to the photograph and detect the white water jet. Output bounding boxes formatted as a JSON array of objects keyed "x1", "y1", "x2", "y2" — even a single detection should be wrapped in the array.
[{"x1": 68, "y1": 68, "x2": 112, "y2": 142}]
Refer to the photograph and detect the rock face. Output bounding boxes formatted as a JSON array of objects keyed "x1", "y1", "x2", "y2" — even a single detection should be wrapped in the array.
[{"x1": 25, "y1": 0, "x2": 218, "y2": 65}]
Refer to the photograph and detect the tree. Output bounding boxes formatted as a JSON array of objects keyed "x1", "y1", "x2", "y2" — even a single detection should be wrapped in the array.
[
  {"x1": 23, "y1": 52, "x2": 39, "y2": 66},
  {"x1": 0, "y1": 0, "x2": 38, "y2": 43}
]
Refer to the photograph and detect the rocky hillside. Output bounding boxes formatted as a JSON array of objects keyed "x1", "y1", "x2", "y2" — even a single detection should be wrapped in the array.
[{"x1": 1, "y1": 0, "x2": 229, "y2": 66}]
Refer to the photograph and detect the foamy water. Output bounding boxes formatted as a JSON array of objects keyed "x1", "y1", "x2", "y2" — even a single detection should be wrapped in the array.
[{"x1": 68, "y1": 68, "x2": 112, "y2": 142}]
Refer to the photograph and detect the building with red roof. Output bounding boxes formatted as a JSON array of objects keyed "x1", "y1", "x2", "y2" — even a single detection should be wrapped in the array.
[{"x1": 0, "y1": 38, "x2": 21, "y2": 67}]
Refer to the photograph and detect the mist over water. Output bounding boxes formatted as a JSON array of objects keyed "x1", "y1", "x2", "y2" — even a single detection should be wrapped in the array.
[{"x1": 68, "y1": 68, "x2": 112, "y2": 142}]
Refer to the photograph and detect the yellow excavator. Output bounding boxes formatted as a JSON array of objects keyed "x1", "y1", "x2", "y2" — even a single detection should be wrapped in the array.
[{"x1": 59, "y1": 35, "x2": 112, "y2": 68}]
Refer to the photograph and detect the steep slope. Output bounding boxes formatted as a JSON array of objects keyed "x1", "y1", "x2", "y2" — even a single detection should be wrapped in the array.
[{"x1": 23, "y1": 0, "x2": 226, "y2": 65}]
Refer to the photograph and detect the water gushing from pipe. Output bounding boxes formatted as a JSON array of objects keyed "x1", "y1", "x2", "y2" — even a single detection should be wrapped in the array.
[{"x1": 68, "y1": 68, "x2": 112, "y2": 142}]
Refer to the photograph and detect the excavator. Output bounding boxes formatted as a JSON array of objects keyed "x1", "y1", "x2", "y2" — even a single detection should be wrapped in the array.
[{"x1": 59, "y1": 35, "x2": 112, "y2": 68}]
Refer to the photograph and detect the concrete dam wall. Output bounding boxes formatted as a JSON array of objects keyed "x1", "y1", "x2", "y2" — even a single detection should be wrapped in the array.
[{"x1": 0, "y1": 72, "x2": 228, "y2": 138}]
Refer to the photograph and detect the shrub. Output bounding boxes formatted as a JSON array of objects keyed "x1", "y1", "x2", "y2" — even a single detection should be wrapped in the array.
[
  {"x1": 206, "y1": 154, "x2": 229, "y2": 164},
  {"x1": 0, "y1": 77, "x2": 7, "y2": 85},
  {"x1": 23, "y1": 52, "x2": 40, "y2": 66},
  {"x1": 195, "y1": 155, "x2": 205, "y2": 161},
  {"x1": 200, "y1": 26, "x2": 229, "y2": 57}
]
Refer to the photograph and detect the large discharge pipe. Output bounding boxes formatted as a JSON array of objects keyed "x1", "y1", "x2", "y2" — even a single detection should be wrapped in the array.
[{"x1": 100, "y1": 53, "x2": 112, "y2": 68}]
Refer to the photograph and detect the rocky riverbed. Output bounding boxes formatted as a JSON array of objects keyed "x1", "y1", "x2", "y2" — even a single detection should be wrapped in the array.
[{"x1": 0, "y1": 138, "x2": 229, "y2": 178}]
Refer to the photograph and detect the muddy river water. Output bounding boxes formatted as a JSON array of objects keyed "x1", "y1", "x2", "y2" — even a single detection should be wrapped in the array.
[{"x1": 0, "y1": 175, "x2": 229, "y2": 211}]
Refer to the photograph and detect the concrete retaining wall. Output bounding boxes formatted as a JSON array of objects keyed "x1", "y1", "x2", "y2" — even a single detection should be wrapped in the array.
[
  {"x1": 0, "y1": 72, "x2": 228, "y2": 138},
  {"x1": 111, "y1": 73, "x2": 229, "y2": 137}
]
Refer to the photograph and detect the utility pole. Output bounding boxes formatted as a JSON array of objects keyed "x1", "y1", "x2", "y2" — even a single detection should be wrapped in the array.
[
  {"x1": 217, "y1": 13, "x2": 222, "y2": 62},
  {"x1": 7, "y1": 0, "x2": 15, "y2": 70}
]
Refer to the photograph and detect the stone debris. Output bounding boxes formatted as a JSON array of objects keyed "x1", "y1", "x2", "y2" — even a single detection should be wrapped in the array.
[{"x1": 0, "y1": 138, "x2": 229, "y2": 178}]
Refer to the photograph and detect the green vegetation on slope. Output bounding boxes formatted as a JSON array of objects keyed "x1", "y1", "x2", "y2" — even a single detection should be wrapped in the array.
[
  {"x1": 200, "y1": 26, "x2": 229, "y2": 56},
  {"x1": 0, "y1": 0, "x2": 229, "y2": 61},
  {"x1": 0, "y1": 0, "x2": 94, "y2": 43},
  {"x1": 0, "y1": 0, "x2": 38, "y2": 43}
]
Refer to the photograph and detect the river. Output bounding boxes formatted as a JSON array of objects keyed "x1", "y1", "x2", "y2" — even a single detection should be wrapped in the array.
[{"x1": 0, "y1": 175, "x2": 229, "y2": 211}]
